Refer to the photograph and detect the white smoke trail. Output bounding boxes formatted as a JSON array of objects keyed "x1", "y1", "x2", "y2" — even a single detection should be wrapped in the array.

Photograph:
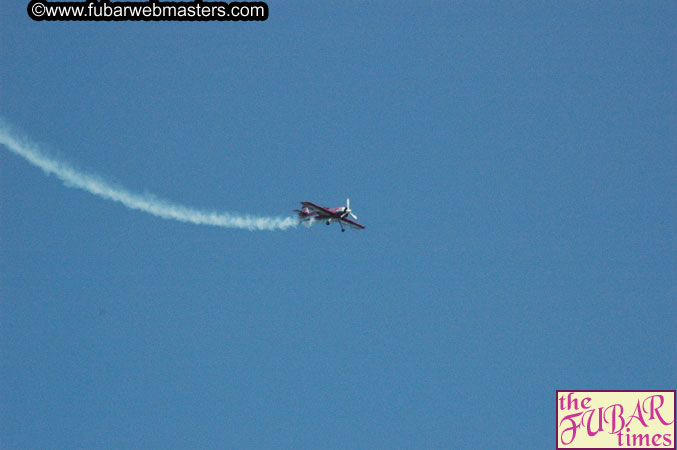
[{"x1": 0, "y1": 120, "x2": 298, "y2": 231}]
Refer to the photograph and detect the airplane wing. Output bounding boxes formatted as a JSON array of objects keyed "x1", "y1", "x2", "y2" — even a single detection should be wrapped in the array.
[
  {"x1": 340, "y1": 216, "x2": 366, "y2": 230},
  {"x1": 300, "y1": 202, "x2": 335, "y2": 218}
]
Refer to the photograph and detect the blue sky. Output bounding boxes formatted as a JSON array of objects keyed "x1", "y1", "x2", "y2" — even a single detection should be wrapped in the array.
[{"x1": 1, "y1": 2, "x2": 675, "y2": 448}]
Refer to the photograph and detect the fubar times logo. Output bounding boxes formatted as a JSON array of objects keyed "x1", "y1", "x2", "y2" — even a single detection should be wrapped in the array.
[{"x1": 557, "y1": 390, "x2": 675, "y2": 449}]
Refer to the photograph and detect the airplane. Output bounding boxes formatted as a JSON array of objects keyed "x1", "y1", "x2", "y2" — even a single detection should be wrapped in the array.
[{"x1": 294, "y1": 198, "x2": 365, "y2": 232}]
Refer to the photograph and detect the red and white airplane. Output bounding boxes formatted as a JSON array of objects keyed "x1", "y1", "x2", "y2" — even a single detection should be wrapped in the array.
[{"x1": 294, "y1": 198, "x2": 365, "y2": 232}]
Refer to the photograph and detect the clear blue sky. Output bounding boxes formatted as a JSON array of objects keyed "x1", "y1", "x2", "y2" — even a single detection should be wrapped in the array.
[{"x1": 1, "y1": 2, "x2": 675, "y2": 448}]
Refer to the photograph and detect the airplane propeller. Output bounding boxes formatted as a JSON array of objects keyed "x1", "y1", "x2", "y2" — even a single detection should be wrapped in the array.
[{"x1": 344, "y1": 198, "x2": 358, "y2": 221}]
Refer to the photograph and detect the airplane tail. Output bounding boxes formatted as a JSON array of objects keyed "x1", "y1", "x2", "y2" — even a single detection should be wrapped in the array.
[{"x1": 294, "y1": 206, "x2": 313, "y2": 221}]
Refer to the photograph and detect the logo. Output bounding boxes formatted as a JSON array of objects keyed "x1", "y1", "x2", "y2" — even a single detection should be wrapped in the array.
[{"x1": 557, "y1": 390, "x2": 675, "y2": 449}]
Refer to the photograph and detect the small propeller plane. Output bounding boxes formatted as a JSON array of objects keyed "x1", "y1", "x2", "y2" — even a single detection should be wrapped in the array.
[{"x1": 294, "y1": 198, "x2": 365, "y2": 232}]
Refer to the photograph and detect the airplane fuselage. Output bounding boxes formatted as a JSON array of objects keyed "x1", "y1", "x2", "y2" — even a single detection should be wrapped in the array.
[{"x1": 293, "y1": 201, "x2": 365, "y2": 232}]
